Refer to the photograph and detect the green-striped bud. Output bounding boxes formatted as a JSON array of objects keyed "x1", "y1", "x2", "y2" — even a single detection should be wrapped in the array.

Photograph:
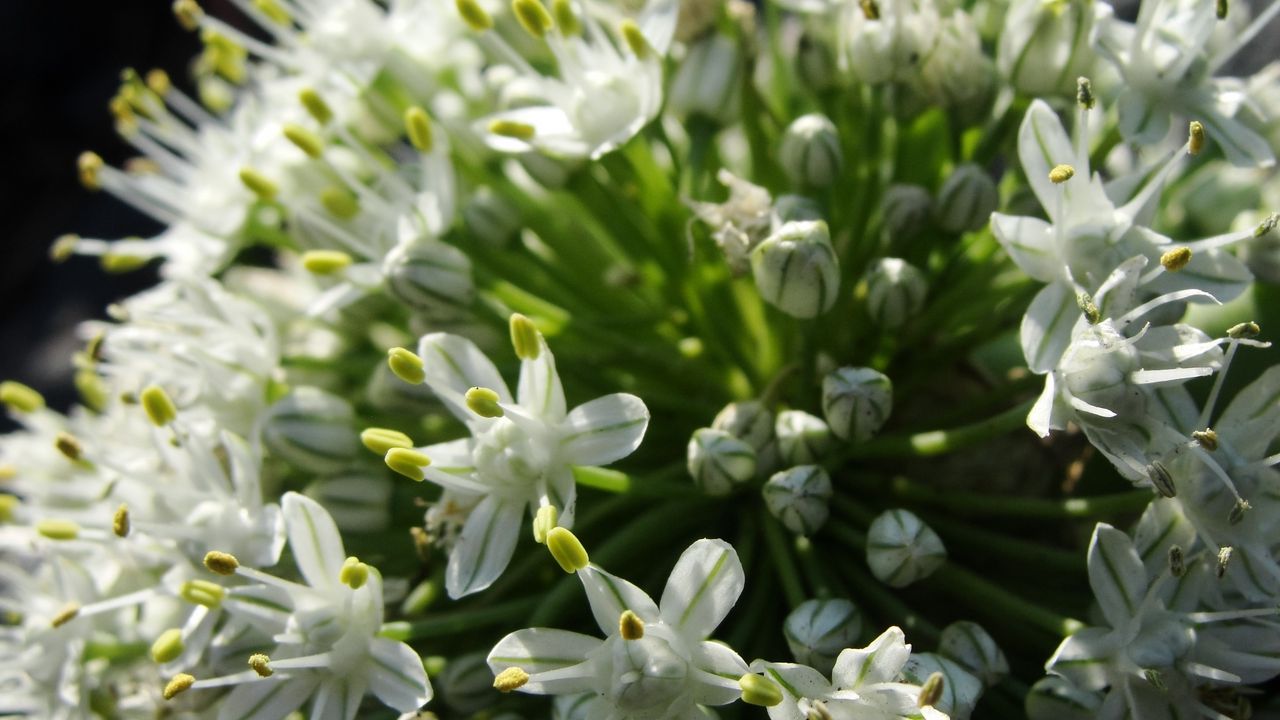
[
  {"x1": 763, "y1": 465, "x2": 833, "y2": 536},
  {"x1": 822, "y1": 366, "x2": 893, "y2": 442},
  {"x1": 783, "y1": 598, "x2": 863, "y2": 676},
  {"x1": 779, "y1": 113, "x2": 842, "y2": 189},
  {"x1": 863, "y1": 257, "x2": 927, "y2": 329},
  {"x1": 866, "y1": 509, "x2": 946, "y2": 588},
  {"x1": 383, "y1": 238, "x2": 475, "y2": 313},
  {"x1": 687, "y1": 428, "x2": 756, "y2": 496},
  {"x1": 775, "y1": 411, "x2": 833, "y2": 466},
  {"x1": 750, "y1": 220, "x2": 840, "y2": 319},
  {"x1": 934, "y1": 164, "x2": 998, "y2": 233},
  {"x1": 938, "y1": 621, "x2": 1008, "y2": 688},
  {"x1": 261, "y1": 387, "x2": 359, "y2": 473}
]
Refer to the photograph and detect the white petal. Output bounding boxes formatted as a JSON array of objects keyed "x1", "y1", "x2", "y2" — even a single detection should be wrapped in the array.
[
  {"x1": 659, "y1": 539, "x2": 744, "y2": 640},
  {"x1": 217, "y1": 677, "x2": 317, "y2": 720},
  {"x1": 637, "y1": 0, "x2": 678, "y2": 54},
  {"x1": 1131, "y1": 500, "x2": 1195, "y2": 580},
  {"x1": 1218, "y1": 365, "x2": 1280, "y2": 457},
  {"x1": 1027, "y1": 374, "x2": 1058, "y2": 438},
  {"x1": 577, "y1": 565, "x2": 660, "y2": 636},
  {"x1": 1116, "y1": 90, "x2": 1170, "y2": 146},
  {"x1": 420, "y1": 438, "x2": 476, "y2": 474},
  {"x1": 445, "y1": 496, "x2": 523, "y2": 598},
  {"x1": 309, "y1": 681, "x2": 347, "y2": 720},
  {"x1": 416, "y1": 333, "x2": 512, "y2": 423},
  {"x1": 561, "y1": 394, "x2": 650, "y2": 466},
  {"x1": 752, "y1": 661, "x2": 833, "y2": 703},
  {"x1": 1045, "y1": 627, "x2": 1120, "y2": 691},
  {"x1": 1021, "y1": 281, "x2": 1077, "y2": 373},
  {"x1": 481, "y1": 107, "x2": 591, "y2": 158},
  {"x1": 517, "y1": 337, "x2": 566, "y2": 421},
  {"x1": 832, "y1": 626, "x2": 910, "y2": 688},
  {"x1": 1197, "y1": 104, "x2": 1275, "y2": 168},
  {"x1": 549, "y1": 465, "x2": 578, "y2": 529},
  {"x1": 488, "y1": 628, "x2": 603, "y2": 675},
  {"x1": 990, "y1": 213, "x2": 1059, "y2": 282},
  {"x1": 1086, "y1": 524, "x2": 1145, "y2": 629},
  {"x1": 690, "y1": 641, "x2": 749, "y2": 706},
  {"x1": 1129, "y1": 367, "x2": 1214, "y2": 385},
  {"x1": 282, "y1": 492, "x2": 346, "y2": 591},
  {"x1": 1148, "y1": 247, "x2": 1251, "y2": 304},
  {"x1": 368, "y1": 637, "x2": 433, "y2": 712},
  {"x1": 1019, "y1": 100, "x2": 1078, "y2": 219}
]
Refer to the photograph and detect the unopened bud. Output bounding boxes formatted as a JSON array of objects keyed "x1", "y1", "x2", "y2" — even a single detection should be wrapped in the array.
[
  {"x1": 763, "y1": 465, "x2": 833, "y2": 536},
  {"x1": 783, "y1": 598, "x2": 863, "y2": 675},
  {"x1": 863, "y1": 257, "x2": 927, "y2": 328},
  {"x1": 822, "y1": 367, "x2": 892, "y2": 442},
  {"x1": 1160, "y1": 247, "x2": 1192, "y2": 272},
  {"x1": 261, "y1": 388, "x2": 359, "y2": 473},
  {"x1": 687, "y1": 428, "x2": 757, "y2": 496},
  {"x1": 779, "y1": 113, "x2": 842, "y2": 189},
  {"x1": 866, "y1": 509, "x2": 946, "y2": 588},
  {"x1": 750, "y1": 220, "x2": 840, "y2": 319},
  {"x1": 546, "y1": 526, "x2": 589, "y2": 572},
  {"x1": 775, "y1": 411, "x2": 834, "y2": 466},
  {"x1": 938, "y1": 621, "x2": 1008, "y2": 688},
  {"x1": 739, "y1": 673, "x2": 783, "y2": 707},
  {"x1": 934, "y1": 164, "x2": 998, "y2": 233},
  {"x1": 382, "y1": 238, "x2": 474, "y2": 313}
]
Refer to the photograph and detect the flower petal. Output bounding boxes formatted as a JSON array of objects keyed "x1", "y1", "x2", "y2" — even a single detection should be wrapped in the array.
[
  {"x1": 282, "y1": 491, "x2": 346, "y2": 591},
  {"x1": 561, "y1": 393, "x2": 650, "y2": 466},
  {"x1": 445, "y1": 495, "x2": 523, "y2": 598},
  {"x1": 990, "y1": 213, "x2": 1059, "y2": 282},
  {"x1": 659, "y1": 538, "x2": 744, "y2": 639},
  {"x1": 368, "y1": 637, "x2": 433, "y2": 712},
  {"x1": 1086, "y1": 523, "x2": 1145, "y2": 629},
  {"x1": 578, "y1": 565, "x2": 660, "y2": 636},
  {"x1": 488, "y1": 628, "x2": 603, "y2": 674},
  {"x1": 416, "y1": 333, "x2": 512, "y2": 424},
  {"x1": 217, "y1": 677, "x2": 317, "y2": 720},
  {"x1": 1021, "y1": 281, "x2": 1078, "y2": 373},
  {"x1": 517, "y1": 333, "x2": 566, "y2": 421},
  {"x1": 1045, "y1": 627, "x2": 1120, "y2": 691},
  {"x1": 1218, "y1": 365, "x2": 1280, "y2": 458},
  {"x1": 689, "y1": 640, "x2": 749, "y2": 706},
  {"x1": 1019, "y1": 100, "x2": 1079, "y2": 219},
  {"x1": 832, "y1": 626, "x2": 910, "y2": 689}
]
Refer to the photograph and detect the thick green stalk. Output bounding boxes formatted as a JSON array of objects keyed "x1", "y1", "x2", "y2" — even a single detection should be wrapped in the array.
[
  {"x1": 760, "y1": 507, "x2": 808, "y2": 610},
  {"x1": 844, "y1": 399, "x2": 1034, "y2": 459},
  {"x1": 887, "y1": 476, "x2": 1153, "y2": 519}
]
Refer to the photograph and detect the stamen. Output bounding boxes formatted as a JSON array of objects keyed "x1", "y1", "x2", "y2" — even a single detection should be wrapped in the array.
[
  {"x1": 918, "y1": 672, "x2": 945, "y2": 708},
  {"x1": 283, "y1": 123, "x2": 324, "y2": 158},
  {"x1": 0, "y1": 495, "x2": 18, "y2": 522},
  {"x1": 172, "y1": 0, "x2": 203, "y2": 31},
  {"x1": 1228, "y1": 321, "x2": 1260, "y2": 338},
  {"x1": 163, "y1": 673, "x2": 196, "y2": 700},
  {"x1": 248, "y1": 653, "x2": 273, "y2": 677},
  {"x1": 1145, "y1": 462, "x2": 1176, "y2": 498},
  {"x1": 619, "y1": 19, "x2": 649, "y2": 58},
  {"x1": 1217, "y1": 546, "x2": 1233, "y2": 578},
  {"x1": 385, "y1": 448, "x2": 432, "y2": 481},
  {"x1": 619, "y1": 609, "x2": 645, "y2": 639},
  {"x1": 37, "y1": 519, "x2": 81, "y2": 541},
  {"x1": 141, "y1": 384, "x2": 177, "y2": 426},
  {"x1": 78, "y1": 152, "x2": 104, "y2": 191},
  {"x1": 151, "y1": 628, "x2": 185, "y2": 663},
  {"x1": 1160, "y1": 247, "x2": 1192, "y2": 272},
  {"x1": 238, "y1": 167, "x2": 279, "y2": 200},
  {"x1": 1049, "y1": 164, "x2": 1074, "y2": 184},
  {"x1": 339, "y1": 556, "x2": 369, "y2": 589},
  {"x1": 456, "y1": 0, "x2": 495, "y2": 31},
  {"x1": 0, "y1": 380, "x2": 45, "y2": 413},
  {"x1": 533, "y1": 504, "x2": 558, "y2": 544},
  {"x1": 1168, "y1": 545, "x2": 1185, "y2": 577},
  {"x1": 489, "y1": 119, "x2": 536, "y2": 140},
  {"x1": 301, "y1": 249, "x2": 354, "y2": 275},
  {"x1": 465, "y1": 387, "x2": 505, "y2": 418},
  {"x1": 1075, "y1": 292, "x2": 1100, "y2": 324},
  {"x1": 1255, "y1": 213, "x2": 1279, "y2": 239},
  {"x1": 739, "y1": 673, "x2": 784, "y2": 707},
  {"x1": 146, "y1": 69, "x2": 172, "y2": 96},
  {"x1": 404, "y1": 106, "x2": 434, "y2": 153},
  {"x1": 113, "y1": 504, "x2": 130, "y2": 537},
  {"x1": 1188, "y1": 121, "x2": 1205, "y2": 156},
  {"x1": 179, "y1": 579, "x2": 226, "y2": 608},
  {"x1": 509, "y1": 313, "x2": 541, "y2": 360},
  {"x1": 494, "y1": 667, "x2": 530, "y2": 692},
  {"x1": 860, "y1": 0, "x2": 880, "y2": 19},
  {"x1": 360, "y1": 428, "x2": 414, "y2": 455},
  {"x1": 1228, "y1": 498, "x2": 1250, "y2": 526},
  {"x1": 203, "y1": 551, "x2": 240, "y2": 576},
  {"x1": 551, "y1": 0, "x2": 580, "y2": 35},
  {"x1": 1217, "y1": 0, "x2": 1228, "y2": 18},
  {"x1": 50, "y1": 602, "x2": 80, "y2": 628},
  {"x1": 299, "y1": 88, "x2": 333, "y2": 125},
  {"x1": 49, "y1": 234, "x2": 79, "y2": 263},
  {"x1": 251, "y1": 0, "x2": 290, "y2": 25},
  {"x1": 1191, "y1": 429, "x2": 1218, "y2": 450},
  {"x1": 546, "y1": 526, "x2": 589, "y2": 572},
  {"x1": 387, "y1": 347, "x2": 426, "y2": 385},
  {"x1": 1076, "y1": 77, "x2": 1095, "y2": 110},
  {"x1": 319, "y1": 187, "x2": 359, "y2": 219}
]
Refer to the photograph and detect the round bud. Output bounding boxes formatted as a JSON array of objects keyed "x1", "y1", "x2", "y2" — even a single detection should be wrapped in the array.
[
  {"x1": 712, "y1": 400, "x2": 778, "y2": 473},
  {"x1": 750, "y1": 220, "x2": 840, "y2": 319},
  {"x1": 439, "y1": 652, "x2": 498, "y2": 714},
  {"x1": 687, "y1": 428, "x2": 757, "y2": 496},
  {"x1": 934, "y1": 164, "x2": 998, "y2": 233},
  {"x1": 863, "y1": 258, "x2": 927, "y2": 329},
  {"x1": 774, "y1": 411, "x2": 834, "y2": 465},
  {"x1": 938, "y1": 621, "x2": 1009, "y2": 688},
  {"x1": 763, "y1": 465, "x2": 833, "y2": 536},
  {"x1": 822, "y1": 366, "x2": 893, "y2": 442},
  {"x1": 865, "y1": 509, "x2": 946, "y2": 588},
  {"x1": 901, "y1": 653, "x2": 983, "y2": 720},
  {"x1": 668, "y1": 34, "x2": 742, "y2": 124},
  {"x1": 261, "y1": 387, "x2": 359, "y2": 473},
  {"x1": 382, "y1": 237, "x2": 475, "y2": 314},
  {"x1": 772, "y1": 194, "x2": 825, "y2": 224},
  {"x1": 880, "y1": 185, "x2": 933, "y2": 248},
  {"x1": 997, "y1": 0, "x2": 1096, "y2": 97},
  {"x1": 463, "y1": 187, "x2": 521, "y2": 248},
  {"x1": 783, "y1": 598, "x2": 863, "y2": 675},
  {"x1": 779, "y1": 114, "x2": 843, "y2": 189}
]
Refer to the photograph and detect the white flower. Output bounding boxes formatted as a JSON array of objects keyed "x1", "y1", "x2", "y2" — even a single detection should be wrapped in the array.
[
  {"x1": 754, "y1": 626, "x2": 949, "y2": 720},
  {"x1": 187, "y1": 492, "x2": 432, "y2": 719},
  {"x1": 688, "y1": 170, "x2": 776, "y2": 275},
  {"x1": 407, "y1": 316, "x2": 650, "y2": 597},
  {"x1": 488, "y1": 538, "x2": 748, "y2": 718}
]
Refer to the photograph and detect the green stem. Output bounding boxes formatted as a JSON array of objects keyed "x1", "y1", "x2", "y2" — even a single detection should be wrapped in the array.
[
  {"x1": 379, "y1": 597, "x2": 539, "y2": 642},
  {"x1": 928, "y1": 563, "x2": 1085, "y2": 639},
  {"x1": 760, "y1": 506, "x2": 807, "y2": 610},
  {"x1": 916, "y1": 510, "x2": 1084, "y2": 574},
  {"x1": 794, "y1": 535, "x2": 836, "y2": 598},
  {"x1": 823, "y1": 523, "x2": 940, "y2": 641},
  {"x1": 887, "y1": 476, "x2": 1153, "y2": 519},
  {"x1": 843, "y1": 399, "x2": 1034, "y2": 459},
  {"x1": 572, "y1": 465, "x2": 702, "y2": 498}
]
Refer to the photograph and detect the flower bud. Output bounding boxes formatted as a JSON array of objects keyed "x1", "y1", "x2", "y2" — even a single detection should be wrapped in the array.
[
  {"x1": 772, "y1": 194, "x2": 824, "y2": 224},
  {"x1": 1025, "y1": 676, "x2": 1101, "y2": 720},
  {"x1": 687, "y1": 428, "x2": 757, "y2": 496},
  {"x1": 880, "y1": 185, "x2": 933, "y2": 249},
  {"x1": 261, "y1": 387, "x2": 359, "y2": 473},
  {"x1": 783, "y1": 598, "x2": 863, "y2": 675},
  {"x1": 938, "y1": 621, "x2": 1008, "y2": 688},
  {"x1": 863, "y1": 258, "x2": 927, "y2": 328},
  {"x1": 779, "y1": 114, "x2": 843, "y2": 189},
  {"x1": 900, "y1": 653, "x2": 983, "y2": 720},
  {"x1": 822, "y1": 366, "x2": 893, "y2": 442},
  {"x1": 997, "y1": 0, "x2": 1097, "y2": 97},
  {"x1": 463, "y1": 187, "x2": 521, "y2": 248},
  {"x1": 934, "y1": 164, "x2": 998, "y2": 233},
  {"x1": 382, "y1": 238, "x2": 475, "y2": 314},
  {"x1": 917, "y1": 13, "x2": 992, "y2": 106},
  {"x1": 750, "y1": 220, "x2": 840, "y2": 319},
  {"x1": 775, "y1": 411, "x2": 834, "y2": 465},
  {"x1": 668, "y1": 34, "x2": 742, "y2": 124},
  {"x1": 866, "y1": 509, "x2": 946, "y2": 588},
  {"x1": 439, "y1": 652, "x2": 498, "y2": 714},
  {"x1": 712, "y1": 400, "x2": 778, "y2": 472},
  {"x1": 763, "y1": 465, "x2": 833, "y2": 536}
]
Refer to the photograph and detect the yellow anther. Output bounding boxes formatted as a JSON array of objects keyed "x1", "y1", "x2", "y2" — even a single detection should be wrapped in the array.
[
  {"x1": 918, "y1": 671, "x2": 945, "y2": 708},
  {"x1": 404, "y1": 106, "x2": 434, "y2": 153},
  {"x1": 112, "y1": 504, "x2": 130, "y2": 538},
  {"x1": 1254, "y1": 213, "x2": 1278, "y2": 238},
  {"x1": 509, "y1": 313, "x2": 541, "y2": 360},
  {"x1": 51, "y1": 602, "x2": 81, "y2": 628},
  {"x1": 252, "y1": 0, "x2": 291, "y2": 24},
  {"x1": 488, "y1": 119, "x2": 536, "y2": 140},
  {"x1": 163, "y1": 673, "x2": 196, "y2": 700},
  {"x1": 283, "y1": 123, "x2": 324, "y2": 158},
  {"x1": 1192, "y1": 428, "x2": 1219, "y2": 451},
  {"x1": 203, "y1": 551, "x2": 240, "y2": 576},
  {"x1": 860, "y1": 0, "x2": 880, "y2": 19},
  {"x1": 533, "y1": 504, "x2": 558, "y2": 544},
  {"x1": 302, "y1": 249, "x2": 354, "y2": 275},
  {"x1": 1217, "y1": 0, "x2": 1228, "y2": 19},
  {"x1": 37, "y1": 519, "x2": 80, "y2": 540},
  {"x1": 465, "y1": 387, "x2": 504, "y2": 418},
  {"x1": 0, "y1": 464, "x2": 15, "y2": 481},
  {"x1": 1217, "y1": 546, "x2": 1233, "y2": 578},
  {"x1": 125, "y1": 157, "x2": 161, "y2": 175},
  {"x1": 1049, "y1": 164, "x2": 1075, "y2": 184},
  {"x1": 74, "y1": 370, "x2": 107, "y2": 412},
  {"x1": 455, "y1": 0, "x2": 495, "y2": 31},
  {"x1": 299, "y1": 88, "x2": 333, "y2": 125},
  {"x1": 0, "y1": 494, "x2": 17, "y2": 523},
  {"x1": 387, "y1": 347, "x2": 427, "y2": 385},
  {"x1": 78, "y1": 151, "x2": 104, "y2": 191},
  {"x1": 50, "y1": 234, "x2": 79, "y2": 263},
  {"x1": 1076, "y1": 77, "x2": 1095, "y2": 110},
  {"x1": 1160, "y1": 247, "x2": 1192, "y2": 272},
  {"x1": 141, "y1": 384, "x2": 177, "y2": 426},
  {"x1": 1189, "y1": 121, "x2": 1206, "y2": 156},
  {"x1": 248, "y1": 653, "x2": 273, "y2": 677},
  {"x1": 151, "y1": 629, "x2": 185, "y2": 663},
  {"x1": 55, "y1": 432, "x2": 84, "y2": 462},
  {"x1": 385, "y1": 447, "x2": 432, "y2": 481},
  {"x1": 1, "y1": 380, "x2": 45, "y2": 413},
  {"x1": 239, "y1": 167, "x2": 279, "y2": 200},
  {"x1": 340, "y1": 556, "x2": 369, "y2": 589},
  {"x1": 1228, "y1": 321, "x2": 1261, "y2": 339},
  {"x1": 513, "y1": 0, "x2": 554, "y2": 38},
  {"x1": 319, "y1": 187, "x2": 360, "y2": 219},
  {"x1": 546, "y1": 526, "x2": 589, "y2": 572},
  {"x1": 738, "y1": 673, "x2": 783, "y2": 707},
  {"x1": 494, "y1": 667, "x2": 530, "y2": 693},
  {"x1": 179, "y1": 579, "x2": 226, "y2": 608},
  {"x1": 361, "y1": 428, "x2": 414, "y2": 455},
  {"x1": 619, "y1": 609, "x2": 645, "y2": 640},
  {"x1": 101, "y1": 253, "x2": 148, "y2": 274},
  {"x1": 551, "y1": 0, "x2": 581, "y2": 35},
  {"x1": 1229, "y1": 498, "x2": 1251, "y2": 526},
  {"x1": 619, "y1": 19, "x2": 649, "y2": 58},
  {"x1": 173, "y1": 0, "x2": 203, "y2": 30},
  {"x1": 145, "y1": 69, "x2": 172, "y2": 96}
]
